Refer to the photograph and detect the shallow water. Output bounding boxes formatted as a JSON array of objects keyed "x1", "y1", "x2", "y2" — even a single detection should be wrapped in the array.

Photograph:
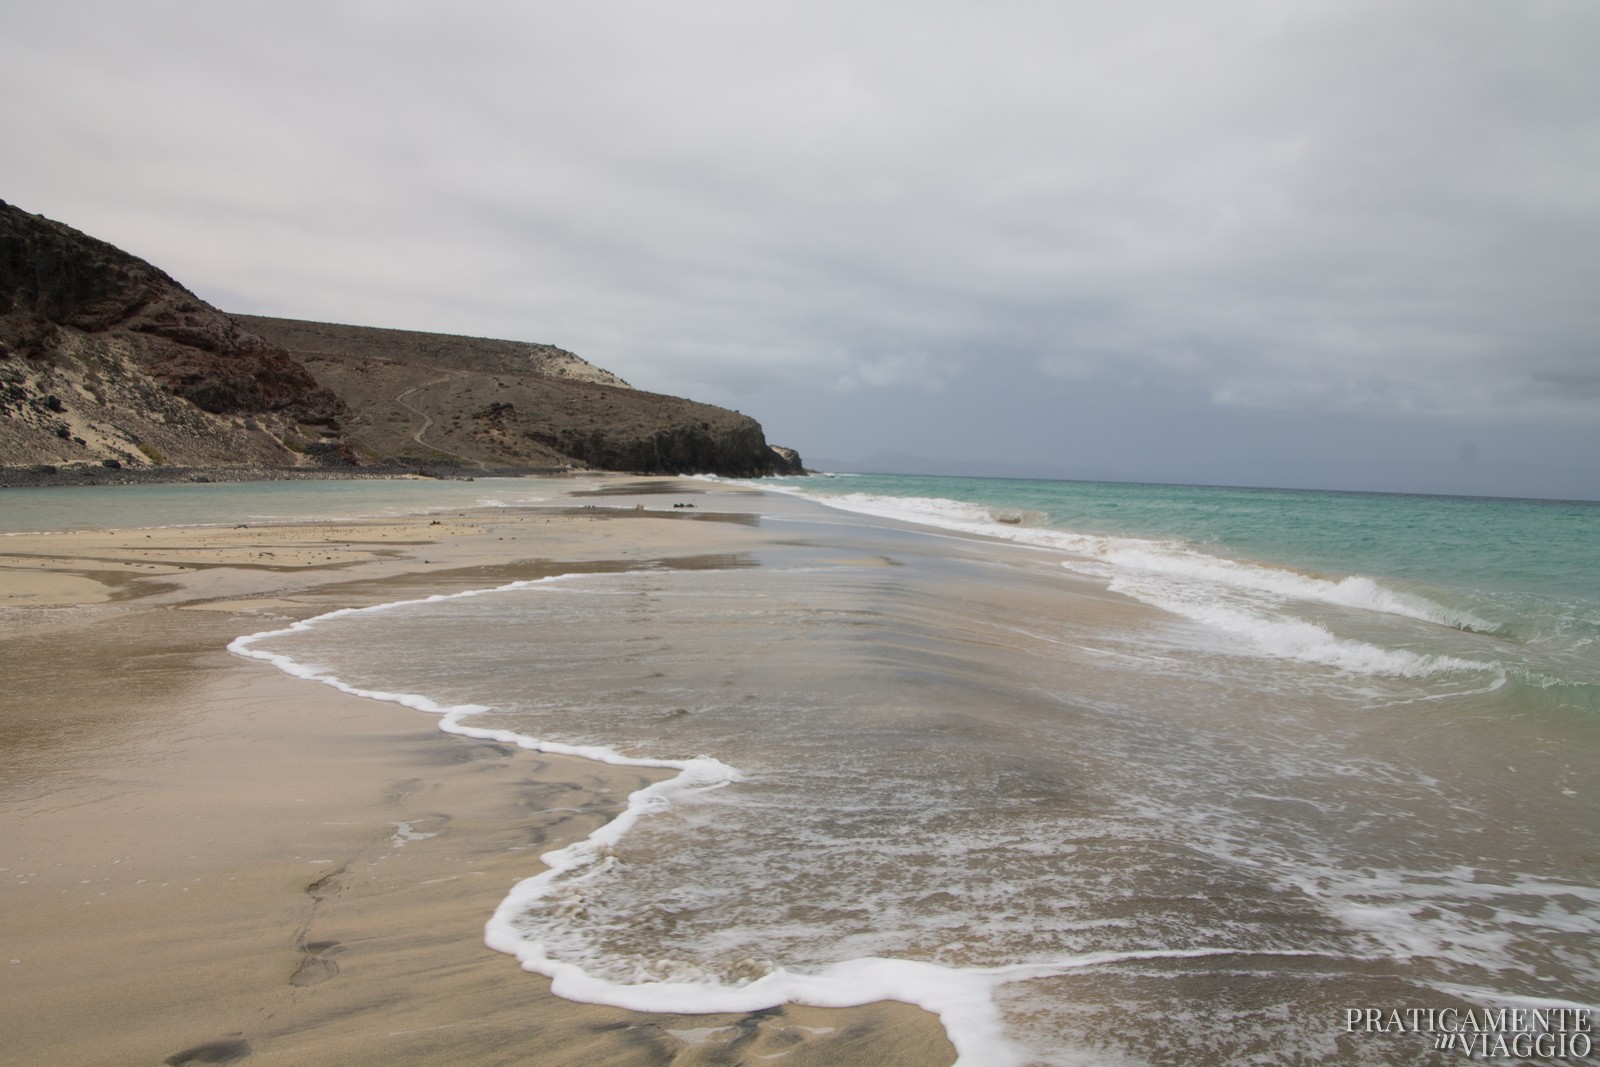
[
  {"x1": 236, "y1": 479, "x2": 1600, "y2": 1065},
  {"x1": 0, "y1": 476, "x2": 558, "y2": 533}
]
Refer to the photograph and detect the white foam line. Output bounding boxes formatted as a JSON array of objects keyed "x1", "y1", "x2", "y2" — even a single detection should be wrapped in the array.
[
  {"x1": 763, "y1": 482, "x2": 1504, "y2": 639},
  {"x1": 979, "y1": 946, "x2": 1349, "y2": 983},
  {"x1": 763, "y1": 484, "x2": 1509, "y2": 681},
  {"x1": 229, "y1": 573, "x2": 1350, "y2": 1065},
  {"x1": 1426, "y1": 983, "x2": 1600, "y2": 1017},
  {"x1": 1121, "y1": 593, "x2": 1504, "y2": 680},
  {"x1": 227, "y1": 574, "x2": 721, "y2": 780}
]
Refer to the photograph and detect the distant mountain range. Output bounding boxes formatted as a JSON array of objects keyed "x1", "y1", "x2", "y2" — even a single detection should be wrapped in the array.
[
  {"x1": 0, "y1": 199, "x2": 800, "y2": 481},
  {"x1": 808, "y1": 450, "x2": 1128, "y2": 483}
]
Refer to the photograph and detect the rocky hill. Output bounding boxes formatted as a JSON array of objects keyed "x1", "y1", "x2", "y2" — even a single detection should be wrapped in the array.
[
  {"x1": 1, "y1": 200, "x2": 801, "y2": 481},
  {"x1": 232, "y1": 315, "x2": 798, "y2": 477},
  {"x1": 1, "y1": 200, "x2": 350, "y2": 473}
]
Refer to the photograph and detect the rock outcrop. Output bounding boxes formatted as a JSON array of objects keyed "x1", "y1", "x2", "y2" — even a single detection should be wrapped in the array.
[
  {"x1": 0, "y1": 201, "x2": 802, "y2": 479},
  {"x1": 1, "y1": 199, "x2": 351, "y2": 471},
  {"x1": 235, "y1": 315, "x2": 802, "y2": 477}
]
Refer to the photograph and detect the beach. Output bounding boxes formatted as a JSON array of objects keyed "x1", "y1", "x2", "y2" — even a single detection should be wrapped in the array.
[
  {"x1": 4, "y1": 473, "x2": 1595, "y2": 1066},
  {"x1": 0, "y1": 477, "x2": 955, "y2": 1066}
]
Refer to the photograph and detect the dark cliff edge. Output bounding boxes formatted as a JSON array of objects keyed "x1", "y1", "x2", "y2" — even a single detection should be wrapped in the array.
[
  {"x1": 1, "y1": 199, "x2": 803, "y2": 483},
  {"x1": 233, "y1": 315, "x2": 802, "y2": 478}
]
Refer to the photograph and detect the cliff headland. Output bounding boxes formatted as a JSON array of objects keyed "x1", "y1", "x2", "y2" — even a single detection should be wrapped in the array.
[{"x1": 1, "y1": 200, "x2": 802, "y2": 484}]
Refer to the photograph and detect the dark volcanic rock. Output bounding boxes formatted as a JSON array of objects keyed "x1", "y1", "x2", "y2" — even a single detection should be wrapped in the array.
[
  {"x1": 527, "y1": 404, "x2": 778, "y2": 477},
  {"x1": 0, "y1": 200, "x2": 342, "y2": 422},
  {"x1": 768, "y1": 445, "x2": 804, "y2": 475}
]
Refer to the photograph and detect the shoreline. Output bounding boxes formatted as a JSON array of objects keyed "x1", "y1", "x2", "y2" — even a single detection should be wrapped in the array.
[
  {"x1": 0, "y1": 461, "x2": 579, "y2": 490},
  {"x1": 0, "y1": 476, "x2": 955, "y2": 1066}
]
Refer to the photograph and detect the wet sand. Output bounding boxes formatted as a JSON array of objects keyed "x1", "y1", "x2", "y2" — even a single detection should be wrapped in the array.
[{"x1": 0, "y1": 477, "x2": 956, "y2": 1066}]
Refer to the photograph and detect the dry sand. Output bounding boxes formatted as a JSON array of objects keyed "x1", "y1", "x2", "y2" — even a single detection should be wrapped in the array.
[{"x1": 0, "y1": 477, "x2": 956, "y2": 1066}]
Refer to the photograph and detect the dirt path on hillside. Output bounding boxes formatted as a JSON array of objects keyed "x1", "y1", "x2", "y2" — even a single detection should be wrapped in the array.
[{"x1": 394, "y1": 374, "x2": 482, "y2": 467}]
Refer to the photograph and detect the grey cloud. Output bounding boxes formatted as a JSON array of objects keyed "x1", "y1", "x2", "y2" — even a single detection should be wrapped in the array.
[{"x1": 3, "y1": 1, "x2": 1597, "y2": 492}]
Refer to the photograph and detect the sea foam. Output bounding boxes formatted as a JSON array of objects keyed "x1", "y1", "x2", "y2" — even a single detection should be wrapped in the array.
[
  {"x1": 228, "y1": 576, "x2": 1036, "y2": 1065},
  {"x1": 766, "y1": 485, "x2": 1504, "y2": 681},
  {"x1": 225, "y1": 524, "x2": 1598, "y2": 1064},
  {"x1": 229, "y1": 571, "x2": 1358, "y2": 1066}
]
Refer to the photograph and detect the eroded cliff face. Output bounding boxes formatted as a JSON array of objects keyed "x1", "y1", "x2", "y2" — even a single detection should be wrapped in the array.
[
  {"x1": 232, "y1": 317, "x2": 804, "y2": 476},
  {"x1": 521, "y1": 399, "x2": 789, "y2": 477},
  {"x1": 1, "y1": 199, "x2": 350, "y2": 471},
  {"x1": 1, "y1": 201, "x2": 802, "y2": 479}
]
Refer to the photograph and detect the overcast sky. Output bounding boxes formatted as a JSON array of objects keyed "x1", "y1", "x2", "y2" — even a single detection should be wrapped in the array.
[{"x1": 4, "y1": 1, "x2": 1597, "y2": 498}]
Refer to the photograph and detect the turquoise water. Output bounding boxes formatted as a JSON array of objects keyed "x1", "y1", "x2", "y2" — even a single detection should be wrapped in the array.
[
  {"x1": 769, "y1": 474, "x2": 1600, "y2": 705},
  {"x1": 773, "y1": 474, "x2": 1600, "y2": 604}
]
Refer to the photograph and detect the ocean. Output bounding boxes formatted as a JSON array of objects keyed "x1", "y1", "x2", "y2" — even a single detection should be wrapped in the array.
[{"x1": 22, "y1": 474, "x2": 1596, "y2": 1064}]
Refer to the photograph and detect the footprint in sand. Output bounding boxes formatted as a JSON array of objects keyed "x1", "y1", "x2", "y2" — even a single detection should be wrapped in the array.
[
  {"x1": 163, "y1": 1037, "x2": 251, "y2": 1064},
  {"x1": 290, "y1": 940, "x2": 344, "y2": 987}
]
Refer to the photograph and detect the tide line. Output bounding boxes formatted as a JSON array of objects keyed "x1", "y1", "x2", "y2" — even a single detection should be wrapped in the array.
[{"x1": 229, "y1": 572, "x2": 1347, "y2": 1066}]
